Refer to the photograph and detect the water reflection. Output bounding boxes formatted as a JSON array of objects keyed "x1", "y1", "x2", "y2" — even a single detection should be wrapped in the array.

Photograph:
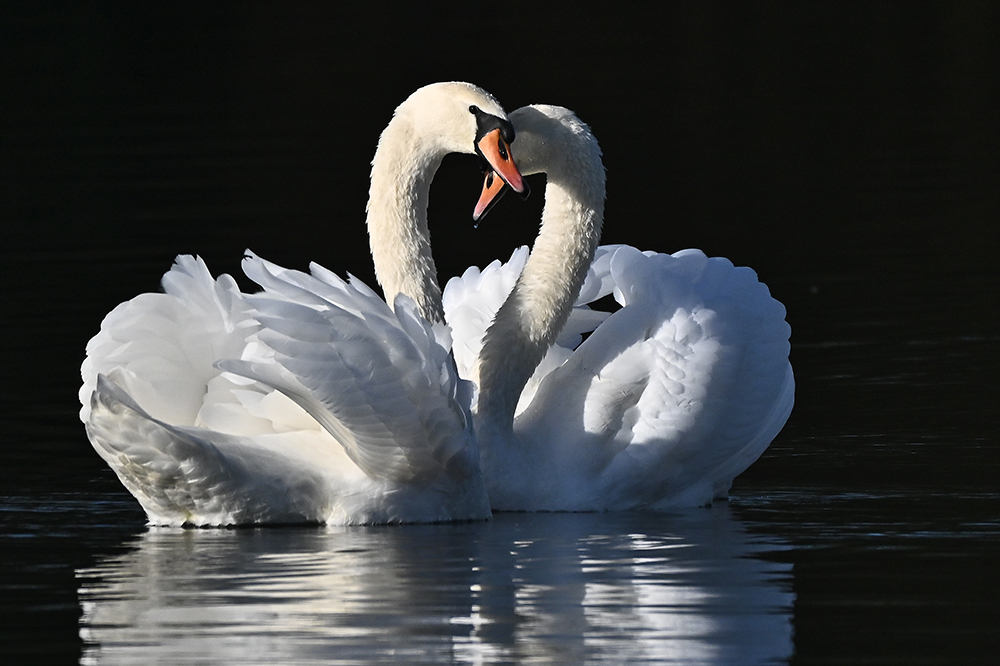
[{"x1": 78, "y1": 507, "x2": 792, "y2": 665}]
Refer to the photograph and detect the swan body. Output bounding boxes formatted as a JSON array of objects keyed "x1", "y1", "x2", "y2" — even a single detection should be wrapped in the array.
[
  {"x1": 80, "y1": 83, "x2": 524, "y2": 526},
  {"x1": 444, "y1": 105, "x2": 794, "y2": 510}
]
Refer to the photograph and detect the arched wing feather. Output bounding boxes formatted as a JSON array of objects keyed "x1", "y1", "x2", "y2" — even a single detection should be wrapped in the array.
[
  {"x1": 224, "y1": 253, "x2": 478, "y2": 484},
  {"x1": 517, "y1": 246, "x2": 793, "y2": 507}
]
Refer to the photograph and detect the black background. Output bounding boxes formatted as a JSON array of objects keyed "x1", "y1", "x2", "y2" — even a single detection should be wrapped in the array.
[{"x1": 2, "y1": 3, "x2": 998, "y2": 663}]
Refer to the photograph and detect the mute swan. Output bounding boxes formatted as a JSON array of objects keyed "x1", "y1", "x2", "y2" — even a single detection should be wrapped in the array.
[
  {"x1": 443, "y1": 105, "x2": 794, "y2": 510},
  {"x1": 79, "y1": 82, "x2": 525, "y2": 526}
]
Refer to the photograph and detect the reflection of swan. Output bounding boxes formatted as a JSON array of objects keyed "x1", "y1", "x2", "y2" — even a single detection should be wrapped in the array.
[
  {"x1": 78, "y1": 510, "x2": 793, "y2": 664},
  {"x1": 79, "y1": 83, "x2": 525, "y2": 526},
  {"x1": 443, "y1": 105, "x2": 794, "y2": 510}
]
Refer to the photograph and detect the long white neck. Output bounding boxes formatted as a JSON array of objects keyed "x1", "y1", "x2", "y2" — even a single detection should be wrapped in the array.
[
  {"x1": 365, "y1": 82, "x2": 511, "y2": 323},
  {"x1": 476, "y1": 138, "x2": 605, "y2": 447},
  {"x1": 366, "y1": 116, "x2": 448, "y2": 323}
]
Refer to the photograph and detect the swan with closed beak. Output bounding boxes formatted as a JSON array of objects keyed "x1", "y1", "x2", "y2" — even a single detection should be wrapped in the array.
[
  {"x1": 80, "y1": 83, "x2": 525, "y2": 526},
  {"x1": 444, "y1": 104, "x2": 794, "y2": 510}
]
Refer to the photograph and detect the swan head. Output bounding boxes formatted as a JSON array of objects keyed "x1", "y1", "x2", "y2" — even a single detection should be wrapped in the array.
[
  {"x1": 473, "y1": 104, "x2": 605, "y2": 221},
  {"x1": 390, "y1": 82, "x2": 526, "y2": 195},
  {"x1": 367, "y1": 83, "x2": 530, "y2": 324}
]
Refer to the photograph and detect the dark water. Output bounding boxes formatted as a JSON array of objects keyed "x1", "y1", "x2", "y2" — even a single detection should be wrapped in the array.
[{"x1": 2, "y1": 3, "x2": 998, "y2": 664}]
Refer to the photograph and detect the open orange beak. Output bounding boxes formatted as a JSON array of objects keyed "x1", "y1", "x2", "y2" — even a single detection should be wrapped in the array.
[
  {"x1": 473, "y1": 169, "x2": 509, "y2": 222},
  {"x1": 476, "y1": 128, "x2": 526, "y2": 195}
]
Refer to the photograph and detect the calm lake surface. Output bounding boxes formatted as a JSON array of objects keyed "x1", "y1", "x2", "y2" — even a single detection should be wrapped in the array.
[{"x1": 2, "y1": 3, "x2": 998, "y2": 664}]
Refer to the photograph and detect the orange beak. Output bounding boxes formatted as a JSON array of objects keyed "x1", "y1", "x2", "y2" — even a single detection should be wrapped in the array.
[
  {"x1": 473, "y1": 169, "x2": 509, "y2": 222},
  {"x1": 476, "y1": 128, "x2": 525, "y2": 194}
]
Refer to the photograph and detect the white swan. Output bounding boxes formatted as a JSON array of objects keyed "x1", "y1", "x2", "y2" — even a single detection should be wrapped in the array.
[
  {"x1": 442, "y1": 105, "x2": 794, "y2": 510},
  {"x1": 79, "y1": 82, "x2": 526, "y2": 526}
]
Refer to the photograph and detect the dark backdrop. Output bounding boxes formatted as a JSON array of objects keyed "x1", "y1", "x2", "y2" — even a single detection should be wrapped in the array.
[
  {"x1": 5, "y1": 2, "x2": 996, "y2": 490},
  {"x1": 2, "y1": 3, "x2": 999, "y2": 664}
]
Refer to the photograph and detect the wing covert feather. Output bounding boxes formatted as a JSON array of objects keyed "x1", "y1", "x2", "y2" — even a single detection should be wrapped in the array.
[{"x1": 228, "y1": 253, "x2": 478, "y2": 484}]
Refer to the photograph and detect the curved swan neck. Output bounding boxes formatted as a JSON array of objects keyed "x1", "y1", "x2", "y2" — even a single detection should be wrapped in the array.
[
  {"x1": 366, "y1": 82, "x2": 511, "y2": 324},
  {"x1": 367, "y1": 120, "x2": 447, "y2": 323},
  {"x1": 477, "y1": 106, "x2": 606, "y2": 430}
]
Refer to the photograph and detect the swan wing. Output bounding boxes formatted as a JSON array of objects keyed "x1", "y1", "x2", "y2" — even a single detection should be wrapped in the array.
[
  {"x1": 442, "y1": 245, "x2": 612, "y2": 404},
  {"x1": 80, "y1": 255, "x2": 242, "y2": 424},
  {"x1": 220, "y1": 253, "x2": 479, "y2": 485},
  {"x1": 515, "y1": 246, "x2": 794, "y2": 508},
  {"x1": 79, "y1": 254, "x2": 316, "y2": 436},
  {"x1": 87, "y1": 372, "x2": 334, "y2": 526},
  {"x1": 442, "y1": 246, "x2": 530, "y2": 382}
]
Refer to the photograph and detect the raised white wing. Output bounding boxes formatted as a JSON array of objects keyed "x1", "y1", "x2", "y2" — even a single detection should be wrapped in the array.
[
  {"x1": 220, "y1": 252, "x2": 480, "y2": 485},
  {"x1": 80, "y1": 253, "x2": 489, "y2": 525},
  {"x1": 443, "y1": 246, "x2": 614, "y2": 406},
  {"x1": 444, "y1": 245, "x2": 794, "y2": 510},
  {"x1": 443, "y1": 246, "x2": 530, "y2": 383},
  {"x1": 518, "y1": 246, "x2": 793, "y2": 507},
  {"x1": 80, "y1": 254, "x2": 258, "y2": 427}
]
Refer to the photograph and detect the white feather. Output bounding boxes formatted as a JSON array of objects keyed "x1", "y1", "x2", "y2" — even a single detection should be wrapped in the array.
[
  {"x1": 446, "y1": 105, "x2": 794, "y2": 511},
  {"x1": 81, "y1": 253, "x2": 491, "y2": 525},
  {"x1": 79, "y1": 83, "x2": 512, "y2": 525}
]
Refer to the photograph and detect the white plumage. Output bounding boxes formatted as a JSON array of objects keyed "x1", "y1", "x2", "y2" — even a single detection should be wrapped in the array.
[
  {"x1": 79, "y1": 82, "x2": 526, "y2": 526},
  {"x1": 82, "y1": 253, "x2": 490, "y2": 525},
  {"x1": 445, "y1": 105, "x2": 794, "y2": 510},
  {"x1": 79, "y1": 93, "x2": 793, "y2": 524}
]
